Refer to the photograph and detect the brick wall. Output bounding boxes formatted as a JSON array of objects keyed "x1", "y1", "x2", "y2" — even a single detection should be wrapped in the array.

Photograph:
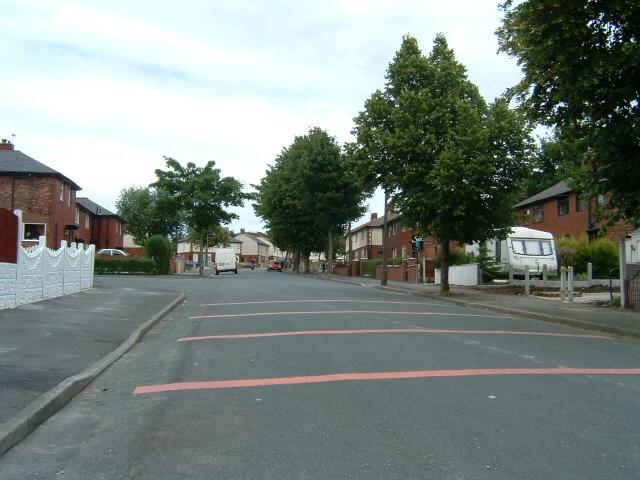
[{"x1": 0, "y1": 176, "x2": 77, "y2": 249}]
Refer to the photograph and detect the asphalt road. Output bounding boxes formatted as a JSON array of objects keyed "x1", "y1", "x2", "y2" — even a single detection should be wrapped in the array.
[{"x1": 1, "y1": 270, "x2": 639, "y2": 479}]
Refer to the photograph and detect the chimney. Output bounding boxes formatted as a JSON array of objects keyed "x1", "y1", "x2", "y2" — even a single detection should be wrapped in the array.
[
  {"x1": 240, "y1": 228, "x2": 245, "y2": 234},
  {"x1": 370, "y1": 213, "x2": 377, "y2": 220},
  {"x1": 0, "y1": 139, "x2": 14, "y2": 151}
]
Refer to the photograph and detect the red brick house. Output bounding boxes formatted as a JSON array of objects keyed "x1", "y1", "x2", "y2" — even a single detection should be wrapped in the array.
[
  {"x1": 347, "y1": 213, "x2": 384, "y2": 261},
  {"x1": 75, "y1": 197, "x2": 124, "y2": 250},
  {"x1": 0, "y1": 139, "x2": 81, "y2": 249},
  {"x1": 514, "y1": 180, "x2": 633, "y2": 242},
  {"x1": 0, "y1": 140, "x2": 124, "y2": 250}
]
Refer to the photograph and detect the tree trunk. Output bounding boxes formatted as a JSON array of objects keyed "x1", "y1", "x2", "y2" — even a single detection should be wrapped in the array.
[
  {"x1": 294, "y1": 251, "x2": 301, "y2": 272},
  {"x1": 198, "y1": 233, "x2": 205, "y2": 277},
  {"x1": 440, "y1": 240, "x2": 450, "y2": 292},
  {"x1": 327, "y1": 228, "x2": 333, "y2": 273},
  {"x1": 381, "y1": 190, "x2": 389, "y2": 286}
]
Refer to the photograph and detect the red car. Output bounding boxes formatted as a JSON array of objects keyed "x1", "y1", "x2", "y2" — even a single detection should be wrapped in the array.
[{"x1": 267, "y1": 260, "x2": 283, "y2": 272}]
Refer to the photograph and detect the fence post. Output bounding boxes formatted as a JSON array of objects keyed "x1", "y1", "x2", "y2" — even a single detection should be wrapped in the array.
[
  {"x1": 13, "y1": 209, "x2": 23, "y2": 252},
  {"x1": 560, "y1": 266, "x2": 567, "y2": 302},
  {"x1": 620, "y1": 239, "x2": 627, "y2": 308},
  {"x1": 587, "y1": 262, "x2": 593, "y2": 288},
  {"x1": 508, "y1": 265, "x2": 513, "y2": 284},
  {"x1": 568, "y1": 266, "x2": 574, "y2": 303},
  {"x1": 542, "y1": 264, "x2": 548, "y2": 287},
  {"x1": 524, "y1": 265, "x2": 530, "y2": 296}
]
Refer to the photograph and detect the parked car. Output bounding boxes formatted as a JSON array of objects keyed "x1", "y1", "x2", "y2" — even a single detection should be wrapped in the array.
[
  {"x1": 267, "y1": 260, "x2": 283, "y2": 272},
  {"x1": 97, "y1": 248, "x2": 129, "y2": 256}
]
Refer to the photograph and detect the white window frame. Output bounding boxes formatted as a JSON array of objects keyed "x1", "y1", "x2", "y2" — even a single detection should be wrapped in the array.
[
  {"x1": 59, "y1": 184, "x2": 64, "y2": 201},
  {"x1": 75, "y1": 208, "x2": 80, "y2": 224},
  {"x1": 84, "y1": 214, "x2": 90, "y2": 229},
  {"x1": 23, "y1": 223, "x2": 46, "y2": 242},
  {"x1": 67, "y1": 188, "x2": 71, "y2": 206}
]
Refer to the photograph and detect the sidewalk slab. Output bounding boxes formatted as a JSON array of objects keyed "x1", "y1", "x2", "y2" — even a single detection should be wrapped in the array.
[
  {"x1": 0, "y1": 276, "x2": 183, "y2": 456},
  {"x1": 318, "y1": 274, "x2": 640, "y2": 339}
]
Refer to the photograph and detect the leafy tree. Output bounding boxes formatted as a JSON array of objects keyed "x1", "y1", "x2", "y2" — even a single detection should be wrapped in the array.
[
  {"x1": 116, "y1": 186, "x2": 183, "y2": 247},
  {"x1": 254, "y1": 127, "x2": 366, "y2": 272},
  {"x1": 153, "y1": 157, "x2": 247, "y2": 277},
  {"x1": 349, "y1": 35, "x2": 532, "y2": 292},
  {"x1": 497, "y1": 0, "x2": 640, "y2": 223}
]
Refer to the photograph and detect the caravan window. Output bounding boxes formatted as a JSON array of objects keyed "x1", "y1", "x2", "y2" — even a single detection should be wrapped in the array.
[
  {"x1": 525, "y1": 240, "x2": 542, "y2": 255},
  {"x1": 512, "y1": 238, "x2": 553, "y2": 256},
  {"x1": 511, "y1": 240, "x2": 525, "y2": 254}
]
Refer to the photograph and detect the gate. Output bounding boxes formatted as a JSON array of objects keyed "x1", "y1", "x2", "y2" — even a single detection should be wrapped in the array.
[
  {"x1": 625, "y1": 264, "x2": 640, "y2": 310},
  {"x1": 0, "y1": 208, "x2": 18, "y2": 263}
]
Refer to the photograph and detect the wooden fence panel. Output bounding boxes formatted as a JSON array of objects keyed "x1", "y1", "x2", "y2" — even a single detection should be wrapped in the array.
[{"x1": 0, "y1": 208, "x2": 18, "y2": 263}]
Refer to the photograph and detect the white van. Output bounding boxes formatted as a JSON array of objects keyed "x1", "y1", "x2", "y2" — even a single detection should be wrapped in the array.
[
  {"x1": 214, "y1": 248, "x2": 238, "y2": 275},
  {"x1": 466, "y1": 227, "x2": 557, "y2": 277}
]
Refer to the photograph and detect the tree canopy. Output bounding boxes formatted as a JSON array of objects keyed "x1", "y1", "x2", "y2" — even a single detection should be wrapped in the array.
[
  {"x1": 348, "y1": 35, "x2": 533, "y2": 291},
  {"x1": 115, "y1": 186, "x2": 183, "y2": 246},
  {"x1": 153, "y1": 157, "x2": 247, "y2": 276},
  {"x1": 497, "y1": 0, "x2": 640, "y2": 222},
  {"x1": 254, "y1": 127, "x2": 366, "y2": 271}
]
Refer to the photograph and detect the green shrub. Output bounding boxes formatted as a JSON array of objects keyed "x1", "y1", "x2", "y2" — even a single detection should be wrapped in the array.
[
  {"x1": 434, "y1": 248, "x2": 476, "y2": 268},
  {"x1": 94, "y1": 257, "x2": 155, "y2": 275},
  {"x1": 555, "y1": 235, "x2": 618, "y2": 277},
  {"x1": 360, "y1": 258, "x2": 402, "y2": 276},
  {"x1": 145, "y1": 235, "x2": 172, "y2": 274}
]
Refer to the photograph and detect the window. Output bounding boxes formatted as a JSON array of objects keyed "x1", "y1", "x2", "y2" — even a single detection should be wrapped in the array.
[
  {"x1": 557, "y1": 197, "x2": 569, "y2": 216},
  {"x1": 534, "y1": 205, "x2": 544, "y2": 223},
  {"x1": 511, "y1": 239, "x2": 525, "y2": 255},
  {"x1": 67, "y1": 188, "x2": 71, "y2": 207},
  {"x1": 511, "y1": 239, "x2": 553, "y2": 256},
  {"x1": 392, "y1": 224, "x2": 397, "y2": 236},
  {"x1": 75, "y1": 208, "x2": 80, "y2": 224},
  {"x1": 59, "y1": 184, "x2": 64, "y2": 201},
  {"x1": 360, "y1": 231, "x2": 365, "y2": 241},
  {"x1": 576, "y1": 196, "x2": 587, "y2": 212},
  {"x1": 23, "y1": 223, "x2": 46, "y2": 241},
  {"x1": 597, "y1": 194, "x2": 606, "y2": 207},
  {"x1": 84, "y1": 214, "x2": 90, "y2": 229},
  {"x1": 401, "y1": 245, "x2": 407, "y2": 258},
  {"x1": 392, "y1": 247, "x2": 397, "y2": 258}
]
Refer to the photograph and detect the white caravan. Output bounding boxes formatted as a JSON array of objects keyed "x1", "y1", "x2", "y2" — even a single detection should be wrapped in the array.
[
  {"x1": 466, "y1": 227, "x2": 557, "y2": 277},
  {"x1": 214, "y1": 248, "x2": 238, "y2": 275}
]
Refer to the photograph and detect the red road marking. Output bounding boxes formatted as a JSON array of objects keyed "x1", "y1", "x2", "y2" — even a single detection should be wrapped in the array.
[
  {"x1": 188, "y1": 310, "x2": 508, "y2": 320},
  {"x1": 133, "y1": 368, "x2": 640, "y2": 395},
  {"x1": 177, "y1": 329, "x2": 610, "y2": 342},
  {"x1": 200, "y1": 299, "x2": 443, "y2": 307}
]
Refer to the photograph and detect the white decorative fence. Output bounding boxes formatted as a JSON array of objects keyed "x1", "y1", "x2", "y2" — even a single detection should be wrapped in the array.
[
  {"x1": 0, "y1": 236, "x2": 95, "y2": 310},
  {"x1": 434, "y1": 263, "x2": 479, "y2": 286}
]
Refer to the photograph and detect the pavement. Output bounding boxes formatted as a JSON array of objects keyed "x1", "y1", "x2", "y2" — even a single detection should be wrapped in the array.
[
  {"x1": 0, "y1": 276, "x2": 184, "y2": 457},
  {"x1": 0, "y1": 270, "x2": 638, "y2": 459}
]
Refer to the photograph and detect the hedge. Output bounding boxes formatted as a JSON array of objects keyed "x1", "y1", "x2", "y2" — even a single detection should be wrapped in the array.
[
  {"x1": 360, "y1": 258, "x2": 402, "y2": 277},
  {"x1": 556, "y1": 236, "x2": 619, "y2": 277},
  {"x1": 145, "y1": 235, "x2": 172, "y2": 275},
  {"x1": 94, "y1": 257, "x2": 156, "y2": 275}
]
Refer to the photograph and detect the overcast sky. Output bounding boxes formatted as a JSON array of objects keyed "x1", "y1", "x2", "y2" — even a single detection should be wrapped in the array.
[{"x1": 0, "y1": 0, "x2": 524, "y2": 234}]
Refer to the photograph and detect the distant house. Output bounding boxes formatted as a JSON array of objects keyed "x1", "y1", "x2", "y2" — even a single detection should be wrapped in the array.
[
  {"x1": 176, "y1": 237, "x2": 241, "y2": 267},
  {"x1": 385, "y1": 213, "x2": 439, "y2": 259},
  {"x1": 235, "y1": 230, "x2": 270, "y2": 263},
  {"x1": 75, "y1": 197, "x2": 124, "y2": 250},
  {"x1": 514, "y1": 180, "x2": 633, "y2": 242},
  {"x1": 346, "y1": 213, "x2": 384, "y2": 261},
  {"x1": 0, "y1": 139, "x2": 125, "y2": 250}
]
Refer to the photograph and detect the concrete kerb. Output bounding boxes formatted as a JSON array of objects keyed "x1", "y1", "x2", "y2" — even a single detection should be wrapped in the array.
[
  {"x1": 0, "y1": 292, "x2": 185, "y2": 459},
  {"x1": 317, "y1": 274, "x2": 640, "y2": 340}
]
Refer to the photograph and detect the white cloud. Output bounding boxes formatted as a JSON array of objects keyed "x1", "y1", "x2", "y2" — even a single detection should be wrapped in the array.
[{"x1": 1, "y1": 0, "x2": 524, "y2": 236}]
